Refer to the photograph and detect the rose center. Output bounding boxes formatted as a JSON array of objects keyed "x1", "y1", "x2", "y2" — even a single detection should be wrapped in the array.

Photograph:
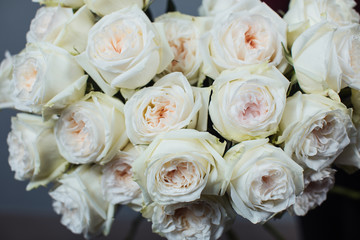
[
  {"x1": 143, "y1": 96, "x2": 176, "y2": 128},
  {"x1": 115, "y1": 163, "x2": 132, "y2": 181},
  {"x1": 162, "y1": 161, "x2": 196, "y2": 189},
  {"x1": 16, "y1": 59, "x2": 38, "y2": 92},
  {"x1": 230, "y1": 87, "x2": 270, "y2": 126},
  {"x1": 245, "y1": 27, "x2": 257, "y2": 49}
]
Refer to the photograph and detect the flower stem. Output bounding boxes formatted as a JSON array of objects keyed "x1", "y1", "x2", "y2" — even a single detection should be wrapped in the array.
[
  {"x1": 330, "y1": 185, "x2": 360, "y2": 200},
  {"x1": 263, "y1": 222, "x2": 286, "y2": 240},
  {"x1": 124, "y1": 214, "x2": 143, "y2": 240}
]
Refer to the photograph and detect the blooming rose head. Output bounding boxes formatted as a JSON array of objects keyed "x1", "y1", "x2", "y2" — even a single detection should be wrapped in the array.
[
  {"x1": 334, "y1": 24, "x2": 360, "y2": 90},
  {"x1": 277, "y1": 92, "x2": 356, "y2": 171},
  {"x1": 209, "y1": 64, "x2": 289, "y2": 142},
  {"x1": 155, "y1": 12, "x2": 205, "y2": 84},
  {"x1": 26, "y1": 6, "x2": 73, "y2": 43},
  {"x1": 7, "y1": 113, "x2": 68, "y2": 190},
  {"x1": 79, "y1": 6, "x2": 173, "y2": 91},
  {"x1": 284, "y1": 0, "x2": 360, "y2": 46},
  {"x1": 143, "y1": 196, "x2": 236, "y2": 240},
  {"x1": 12, "y1": 43, "x2": 86, "y2": 115},
  {"x1": 124, "y1": 72, "x2": 210, "y2": 144},
  {"x1": 101, "y1": 143, "x2": 145, "y2": 210},
  {"x1": 55, "y1": 92, "x2": 128, "y2": 164},
  {"x1": 224, "y1": 139, "x2": 304, "y2": 223},
  {"x1": 49, "y1": 164, "x2": 114, "y2": 238},
  {"x1": 292, "y1": 21, "x2": 356, "y2": 94},
  {"x1": 133, "y1": 129, "x2": 227, "y2": 205},
  {"x1": 27, "y1": 6, "x2": 95, "y2": 54},
  {"x1": 289, "y1": 168, "x2": 335, "y2": 216},
  {"x1": 201, "y1": 2, "x2": 287, "y2": 78}
]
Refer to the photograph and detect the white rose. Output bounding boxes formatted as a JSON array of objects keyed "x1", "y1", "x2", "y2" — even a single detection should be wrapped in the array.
[
  {"x1": 200, "y1": 2, "x2": 287, "y2": 78},
  {"x1": 133, "y1": 129, "x2": 228, "y2": 205},
  {"x1": 334, "y1": 23, "x2": 360, "y2": 90},
  {"x1": 49, "y1": 164, "x2": 114, "y2": 238},
  {"x1": 224, "y1": 139, "x2": 304, "y2": 224},
  {"x1": 277, "y1": 92, "x2": 356, "y2": 171},
  {"x1": 55, "y1": 92, "x2": 128, "y2": 165},
  {"x1": 124, "y1": 72, "x2": 210, "y2": 145},
  {"x1": 292, "y1": 21, "x2": 355, "y2": 94},
  {"x1": 77, "y1": 6, "x2": 173, "y2": 93},
  {"x1": 26, "y1": 7, "x2": 73, "y2": 43},
  {"x1": 155, "y1": 12, "x2": 206, "y2": 84},
  {"x1": 7, "y1": 113, "x2": 68, "y2": 190},
  {"x1": 143, "y1": 196, "x2": 236, "y2": 240},
  {"x1": 0, "y1": 51, "x2": 14, "y2": 108},
  {"x1": 284, "y1": 0, "x2": 360, "y2": 46},
  {"x1": 209, "y1": 64, "x2": 289, "y2": 142},
  {"x1": 12, "y1": 43, "x2": 87, "y2": 117},
  {"x1": 101, "y1": 143, "x2": 144, "y2": 211},
  {"x1": 289, "y1": 168, "x2": 335, "y2": 216},
  {"x1": 32, "y1": 0, "x2": 85, "y2": 8},
  {"x1": 27, "y1": 6, "x2": 95, "y2": 54},
  {"x1": 84, "y1": 0, "x2": 150, "y2": 17},
  {"x1": 198, "y1": 0, "x2": 261, "y2": 17}
]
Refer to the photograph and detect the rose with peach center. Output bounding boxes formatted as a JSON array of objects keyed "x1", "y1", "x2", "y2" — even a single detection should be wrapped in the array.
[
  {"x1": 133, "y1": 129, "x2": 228, "y2": 205},
  {"x1": 209, "y1": 65, "x2": 289, "y2": 142}
]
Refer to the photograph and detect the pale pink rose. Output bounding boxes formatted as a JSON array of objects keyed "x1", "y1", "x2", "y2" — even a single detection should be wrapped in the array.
[
  {"x1": 289, "y1": 168, "x2": 336, "y2": 216},
  {"x1": 201, "y1": 2, "x2": 287, "y2": 78},
  {"x1": 101, "y1": 144, "x2": 144, "y2": 210}
]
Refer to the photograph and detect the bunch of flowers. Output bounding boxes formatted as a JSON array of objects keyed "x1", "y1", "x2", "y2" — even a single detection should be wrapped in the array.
[{"x1": 1, "y1": 0, "x2": 360, "y2": 239}]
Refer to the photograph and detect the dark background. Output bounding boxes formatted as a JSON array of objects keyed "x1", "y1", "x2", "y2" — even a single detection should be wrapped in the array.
[{"x1": 0, "y1": 0, "x2": 357, "y2": 239}]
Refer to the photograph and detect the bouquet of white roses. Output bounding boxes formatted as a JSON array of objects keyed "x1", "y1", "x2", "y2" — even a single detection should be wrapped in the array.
[{"x1": 1, "y1": 0, "x2": 360, "y2": 239}]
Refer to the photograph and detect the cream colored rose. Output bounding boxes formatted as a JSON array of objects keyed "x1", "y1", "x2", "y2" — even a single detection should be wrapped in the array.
[
  {"x1": 77, "y1": 6, "x2": 173, "y2": 93},
  {"x1": 84, "y1": 0, "x2": 150, "y2": 17},
  {"x1": 49, "y1": 164, "x2": 114, "y2": 238},
  {"x1": 277, "y1": 92, "x2": 356, "y2": 171},
  {"x1": 27, "y1": 6, "x2": 95, "y2": 54},
  {"x1": 209, "y1": 65, "x2": 289, "y2": 142},
  {"x1": 289, "y1": 168, "x2": 335, "y2": 216},
  {"x1": 224, "y1": 139, "x2": 304, "y2": 224},
  {"x1": 32, "y1": 0, "x2": 85, "y2": 8},
  {"x1": 124, "y1": 72, "x2": 210, "y2": 145},
  {"x1": 143, "y1": 196, "x2": 236, "y2": 240},
  {"x1": 55, "y1": 92, "x2": 128, "y2": 165},
  {"x1": 200, "y1": 2, "x2": 287, "y2": 78},
  {"x1": 7, "y1": 113, "x2": 68, "y2": 190},
  {"x1": 334, "y1": 24, "x2": 360, "y2": 90},
  {"x1": 12, "y1": 43, "x2": 87, "y2": 118},
  {"x1": 0, "y1": 51, "x2": 14, "y2": 108},
  {"x1": 292, "y1": 21, "x2": 349, "y2": 94},
  {"x1": 101, "y1": 143, "x2": 145, "y2": 211},
  {"x1": 198, "y1": 0, "x2": 261, "y2": 17},
  {"x1": 133, "y1": 129, "x2": 227, "y2": 205},
  {"x1": 155, "y1": 12, "x2": 205, "y2": 84},
  {"x1": 26, "y1": 7, "x2": 73, "y2": 43},
  {"x1": 284, "y1": 0, "x2": 360, "y2": 46}
]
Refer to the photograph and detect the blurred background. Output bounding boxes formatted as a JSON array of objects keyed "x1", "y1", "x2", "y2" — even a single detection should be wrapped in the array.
[{"x1": 1, "y1": 0, "x2": 358, "y2": 239}]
